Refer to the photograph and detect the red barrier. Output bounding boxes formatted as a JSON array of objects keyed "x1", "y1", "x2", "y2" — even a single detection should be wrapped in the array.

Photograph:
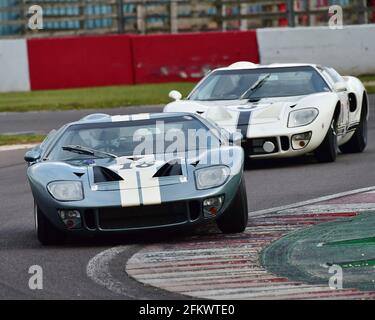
[
  {"x1": 130, "y1": 31, "x2": 259, "y2": 84},
  {"x1": 27, "y1": 35, "x2": 134, "y2": 90}
]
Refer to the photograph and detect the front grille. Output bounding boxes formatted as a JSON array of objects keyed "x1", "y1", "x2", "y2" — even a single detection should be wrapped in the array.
[
  {"x1": 242, "y1": 137, "x2": 279, "y2": 156},
  {"x1": 98, "y1": 202, "x2": 192, "y2": 230}
]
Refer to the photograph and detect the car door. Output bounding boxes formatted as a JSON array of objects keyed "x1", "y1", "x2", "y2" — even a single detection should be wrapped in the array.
[{"x1": 321, "y1": 67, "x2": 350, "y2": 138}]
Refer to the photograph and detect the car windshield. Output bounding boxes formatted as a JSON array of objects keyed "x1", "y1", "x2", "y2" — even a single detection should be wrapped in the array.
[
  {"x1": 189, "y1": 66, "x2": 331, "y2": 101},
  {"x1": 47, "y1": 115, "x2": 221, "y2": 161}
]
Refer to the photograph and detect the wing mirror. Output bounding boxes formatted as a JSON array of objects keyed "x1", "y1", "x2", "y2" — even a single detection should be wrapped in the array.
[
  {"x1": 229, "y1": 131, "x2": 243, "y2": 146},
  {"x1": 333, "y1": 82, "x2": 347, "y2": 92},
  {"x1": 168, "y1": 90, "x2": 182, "y2": 101},
  {"x1": 24, "y1": 149, "x2": 41, "y2": 163}
]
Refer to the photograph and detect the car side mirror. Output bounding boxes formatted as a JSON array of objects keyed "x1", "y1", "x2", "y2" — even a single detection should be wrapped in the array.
[
  {"x1": 333, "y1": 82, "x2": 347, "y2": 92},
  {"x1": 229, "y1": 131, "x2": 243, "y2": 146},
  {"x1": 168, "y1": 90, "x2": 182, "y2": 101},
  {"x1": 24, "y1": 149, "x2": 41, "y2": 163}
]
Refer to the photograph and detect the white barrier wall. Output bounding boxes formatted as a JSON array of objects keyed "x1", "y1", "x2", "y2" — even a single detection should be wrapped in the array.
[
  {"x1": 257, "y1": 25, "x2": 375, "y2": 75},
  {"x1": 0, "y1": 39, "x2": 30, "y2": 92}
]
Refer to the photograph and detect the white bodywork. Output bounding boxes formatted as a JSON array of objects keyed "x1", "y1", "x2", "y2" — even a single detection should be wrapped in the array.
[{"x1": 164, "y1": 62, "x2": 368, "y2": 159}]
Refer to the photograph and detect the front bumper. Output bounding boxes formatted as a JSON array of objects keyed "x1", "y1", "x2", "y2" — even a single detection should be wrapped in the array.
[
  {"x1": 238, "y1": 124, "x2": 326, "y2": 159},
  {"x1": 33, "y1": 174, "x2": 242, "y2": 236}
]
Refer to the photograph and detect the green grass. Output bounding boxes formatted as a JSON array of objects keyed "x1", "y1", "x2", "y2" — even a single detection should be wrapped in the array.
[
  {"x1": 0, "y1": 82, "x2": 196, "y2": 113},
  {"x1": 0, "y1": 78, "x2": 373, "y2": 113},
  {"x1": 0, "y1": 134, "x2": 46, "y2": 146},
  {"x1": 359, "y1": 75, "x2": 375, "y2": 83},
  {"x1": 359, "y1": 75, "x2": 375, "y2": 94}
]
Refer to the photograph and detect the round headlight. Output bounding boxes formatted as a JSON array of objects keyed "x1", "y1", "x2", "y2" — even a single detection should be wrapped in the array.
[
  {"x1": 288, "y1": 108, "x2": 319, "y2": 128},
  {"x1": 47, "y1": 181, "x2": 84, "y2": 201},
  {"x1": 195, "y1": 166, "x2": 230, "y2": 190}
]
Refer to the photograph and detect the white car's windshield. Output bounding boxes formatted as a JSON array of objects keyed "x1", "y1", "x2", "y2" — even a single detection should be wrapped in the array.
[{"x1": 189, "y1": 66, "x2": 331, "y2": 101}]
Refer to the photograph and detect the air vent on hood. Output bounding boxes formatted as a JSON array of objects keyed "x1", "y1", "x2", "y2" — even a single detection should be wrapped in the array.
[
  {"x1": 93, "y1": 166, "x2": 123, "y2": 183},
  {"x1": 153, "y1": 160, "x2": 182, "y2": 177}
]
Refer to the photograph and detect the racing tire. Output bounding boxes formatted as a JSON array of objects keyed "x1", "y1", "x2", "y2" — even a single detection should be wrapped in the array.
[
  {"x1": 339, "y1": 99, "x2": 368, "y2": 154},
  {"x1": 35, "y1": 204, "x2": 66, "y2": 245},
  {"x1": 216, "y1": 179, "x2": 248, "y2": 234},
  {"x1": 314, "y1": 118, "x2": 338, "y2": 163}
]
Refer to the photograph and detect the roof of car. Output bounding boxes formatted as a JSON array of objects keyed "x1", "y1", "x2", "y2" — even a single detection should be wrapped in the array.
[
  {"x1": 70, "y1": 112, "x2": 195, "y2": 126},
  {"x1": 217, "y1": 61, "x2": 319, "y2": 71}
]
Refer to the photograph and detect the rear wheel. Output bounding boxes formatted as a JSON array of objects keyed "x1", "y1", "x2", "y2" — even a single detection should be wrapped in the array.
[
  {"x1": 315, "y1": 118, "x2": 338, "y2": 163},
  {"x1": 35, "y1": 205, "x2": 66, "y2": 245},
  {"x1": 216, "y1": 180, "x2": 248, "y2": 234},
  {"x1": 339, "y1": 96, "x2": 368, "y2": 154}
]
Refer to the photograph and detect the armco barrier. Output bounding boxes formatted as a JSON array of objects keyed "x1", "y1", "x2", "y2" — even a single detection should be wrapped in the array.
[
  {"x1": 27, "y1": 35, "x2": 134, "y2": 90},
  {"x1": 130, "y1": 31, "x2": 259, "y2": 84},
  {"x1": 0, "y1": 39, "x2": 30, "y2": 92},
  {"x1": 257, "y1": 25, "x2": 375, "y2": 75}
]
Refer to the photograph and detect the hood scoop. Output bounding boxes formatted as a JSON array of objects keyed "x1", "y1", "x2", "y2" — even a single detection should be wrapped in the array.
[
  {"x1": 153, "y1": 160, "x2": 182, "y2": 177},
  {"x1": 93, "y1": 166, "x2": 123, "y2": 183},
  {"x1": 73, "y1": 172, "x2": 85, "y2": 178}
]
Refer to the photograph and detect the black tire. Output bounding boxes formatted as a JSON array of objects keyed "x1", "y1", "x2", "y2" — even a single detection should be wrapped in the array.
[
  {"x1": 216, "y1": 180, "x2": 248, "y2": 234},
  {"x1": 339, "y1": 97, "x2": 368, "y2": 154},
  {"x1": 35, "y1": 204, "x2": 66, "y2": 245},
  {"x1": 315, "y1": 118, "x2": 338, "y2": 163}
]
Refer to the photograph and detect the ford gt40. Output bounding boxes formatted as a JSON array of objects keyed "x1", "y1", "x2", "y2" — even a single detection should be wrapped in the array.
[
  {"x1": 24, "y1": 113, "x2": 247, "y2": 245},
  {"x1": 164, "y1": 62, "x2": 369, "y2": 162}
]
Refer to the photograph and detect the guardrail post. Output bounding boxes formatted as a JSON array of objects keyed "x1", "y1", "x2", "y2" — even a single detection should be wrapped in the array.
[
  {"x1": 240, "y1": 3, "x2": 248, "y2": 30},
  {"x1": 137, "y1": 1, "x2": 146, "y2": 34},
  {"x1": 117, "y1": 0, "x2": 125, "y2": 33},
  {"x1": 170, "y1": 1, "x2": 178, "y2": 33},
  {"x1": 287, "y1": 0, "x2": 295, "y2": 27}
]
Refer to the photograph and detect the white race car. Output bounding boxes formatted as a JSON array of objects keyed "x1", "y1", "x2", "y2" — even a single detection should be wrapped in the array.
[{"x1": 164, "y1": 62, "x2": 369, "y2": 162}]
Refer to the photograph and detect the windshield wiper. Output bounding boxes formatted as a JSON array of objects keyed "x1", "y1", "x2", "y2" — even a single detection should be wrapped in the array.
[
  {"x1": 62, "y1": 145, "x2": 118, "y2": 159},
  {"x1": 240, "y1": 73, "x2": 271, "y2": 100}
]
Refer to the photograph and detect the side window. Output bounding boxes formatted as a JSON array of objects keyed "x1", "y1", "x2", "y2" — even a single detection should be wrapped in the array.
[
  {"x1": 324, "y1": 67, "x2": 344, "y2": 84},
  {"x1": 321, "y1": 68, "x2": 336, "y2": 87}
]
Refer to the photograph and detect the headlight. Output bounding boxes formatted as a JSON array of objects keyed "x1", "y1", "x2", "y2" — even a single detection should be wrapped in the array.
[
  {"x1": 288, "y1": 108, "x2": 319, "y2": 128},
  {"x1": 195, "y1": 166, "x2": 230, "y2": 190},
  {"x1": 47, "y1": 181, "x2": 84, "y2": 201}
]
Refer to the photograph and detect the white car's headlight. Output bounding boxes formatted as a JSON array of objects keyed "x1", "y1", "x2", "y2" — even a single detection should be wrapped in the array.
[
  {"x1": 47, "y1": 181, "x2": 84, "y2": 201},
  {"x1": 195, "y1": 166, "x2": 230, "y2": 190},
  {"x1": 288, "y1": 108, "x2": 319, "y2": 128}
]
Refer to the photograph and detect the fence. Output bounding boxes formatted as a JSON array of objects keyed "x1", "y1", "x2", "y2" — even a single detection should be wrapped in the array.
[{"x1": 0, "y1": 0, "x2": 375, "y2": 37}]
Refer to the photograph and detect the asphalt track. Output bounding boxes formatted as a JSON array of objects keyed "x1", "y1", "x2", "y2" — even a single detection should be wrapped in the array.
[{"x1": 0, "y1": 96, "x2": 374, "y2": 299}]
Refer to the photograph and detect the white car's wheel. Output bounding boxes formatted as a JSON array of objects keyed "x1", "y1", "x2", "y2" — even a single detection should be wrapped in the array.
[
  {"x1": 339, "y1": 95, "x2": 368, "y2": 154},
  {"x1": 315, "y1": 118, "x2": 338, "y2": 163}
]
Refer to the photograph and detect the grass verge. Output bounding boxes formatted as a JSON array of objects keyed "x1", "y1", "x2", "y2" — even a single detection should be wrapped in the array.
[
  {"x1": 0, "y1": 82, "x2": 196, "y2": 113},
  {"x1": 0, "y1": 78, "x2": 374, "y2": 114},
  {"x1": 0, "y1": 134, "x2": 45, "y2": 146}
]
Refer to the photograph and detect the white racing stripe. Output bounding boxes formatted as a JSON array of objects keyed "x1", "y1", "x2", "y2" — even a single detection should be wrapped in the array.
[
  {"x1": 138, "y1": 166, "x2": 161, "y2": 205},
  {"x1": 130, "y1": 113, "x2": 150, "y2": 120},
  {"x1": 115, "y1": 157, "x2": 141, "y2": 207},
  {"x1": 113, "y1": 155, "x2": 162, "y2": 207},
  {"x1": 111, "y1": 115, "x2": 130, "y2": 122},
  {"x1": 119, "y1": 174, "x2": 140, "y2": 207}
]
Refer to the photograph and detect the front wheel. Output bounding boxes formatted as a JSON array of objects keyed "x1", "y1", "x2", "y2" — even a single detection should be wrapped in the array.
[
  {"x1": 216, "y1": 179, "x2": 248, "y2": 234},
  {"x1": 315, "y1": 118, "x2": 338, "y2": 163},
  {"x1": 35, "y1": 205, "x2": 66, "y2": 245},
  {"x1": 339, "y1": 101, "x2": 368, "y2": 154}
]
